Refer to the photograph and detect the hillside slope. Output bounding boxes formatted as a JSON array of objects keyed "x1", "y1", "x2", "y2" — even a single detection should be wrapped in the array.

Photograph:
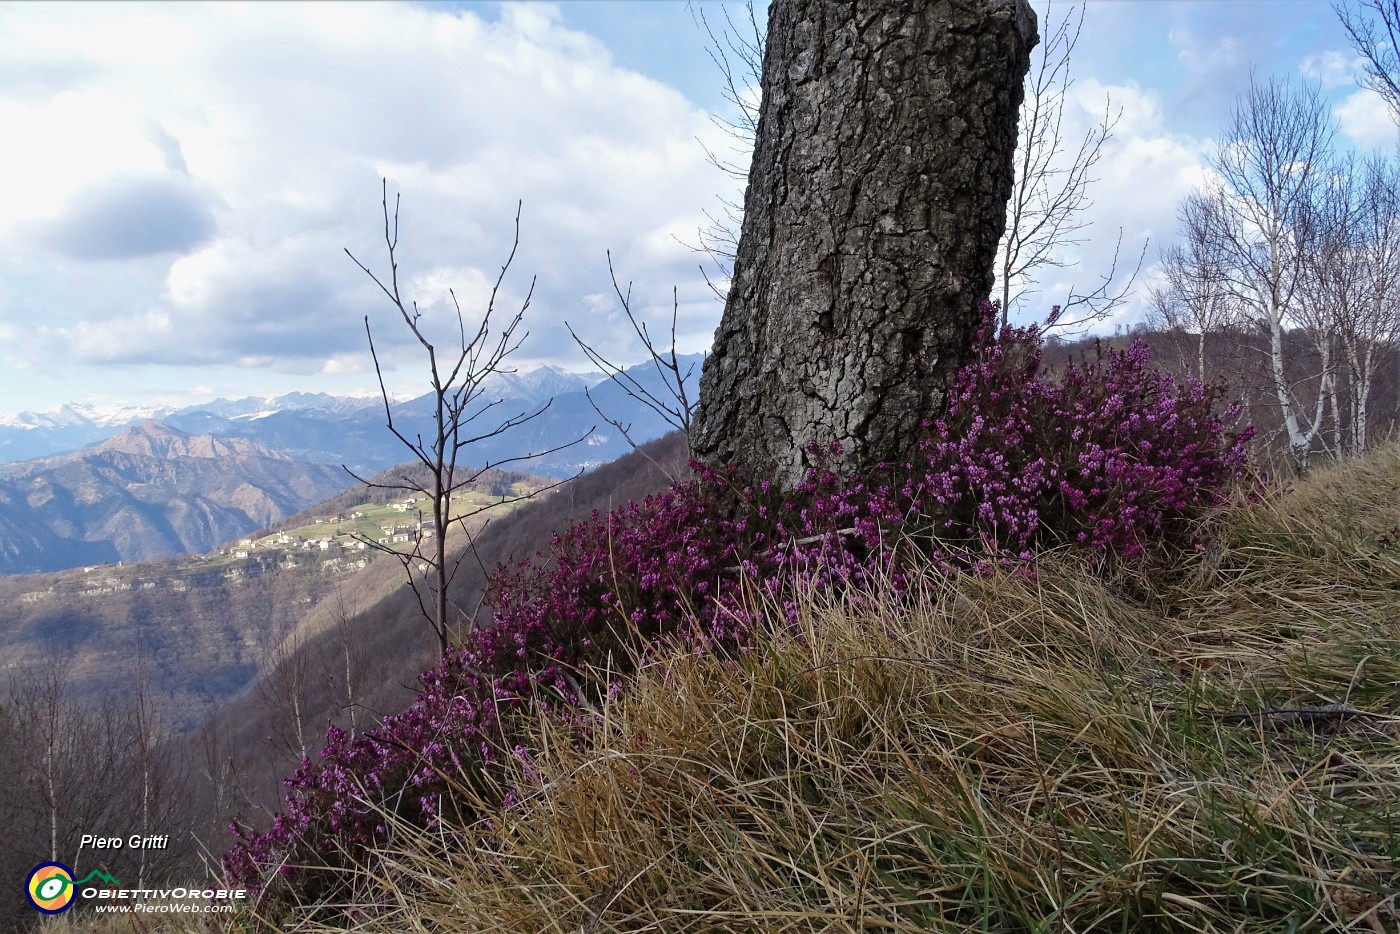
[
  {"x1": 0, "y1": 422, "x2": 352, "y2": 573},
  {"x1": 180, "y1": 431, "x2": 692, "y2": 844},
  {"x1": 0, "y1": 461, "x2": 553, "y2": 731},
  {"x1": 287, "y1": 441, "x2": 1400, "y2": 933}
]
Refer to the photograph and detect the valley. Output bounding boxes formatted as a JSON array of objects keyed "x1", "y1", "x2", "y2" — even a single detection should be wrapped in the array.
[{"x1": 0, "y1": 463, "x2": 552, "y2": 732}]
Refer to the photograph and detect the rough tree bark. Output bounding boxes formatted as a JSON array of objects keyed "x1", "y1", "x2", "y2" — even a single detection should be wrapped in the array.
[{"x1": 692, "y1": 0, "x2": 1037, "y2": 487}]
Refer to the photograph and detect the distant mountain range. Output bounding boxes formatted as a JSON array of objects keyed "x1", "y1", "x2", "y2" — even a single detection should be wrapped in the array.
[
  {"x1": 0, "y1": 357, "x2": 703, "y2": 575},
  {"x1": 0, "y1": 358, "x2": 704, "y2": 477},
  {"x1": 0, "y1": 422, "x2": 350, "y2": 574}
]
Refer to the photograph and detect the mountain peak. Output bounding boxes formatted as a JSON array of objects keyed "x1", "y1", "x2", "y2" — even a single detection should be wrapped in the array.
[
  {"x1": 94, "y1": 421, "x2": 291, "y2": 461},
  {"x1": 517, "y1": 364, "x2": 593, "y2": 398}
]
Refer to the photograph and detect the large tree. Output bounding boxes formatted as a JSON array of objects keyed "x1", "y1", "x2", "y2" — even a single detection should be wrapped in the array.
[{"x1": 692, "y1": 0, "x2": 1038, "y2": 487}]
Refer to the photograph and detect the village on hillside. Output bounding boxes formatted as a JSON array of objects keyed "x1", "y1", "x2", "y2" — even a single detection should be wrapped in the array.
[{"x1": 13, "y1": 480, "x2": 542, "y2": 605}]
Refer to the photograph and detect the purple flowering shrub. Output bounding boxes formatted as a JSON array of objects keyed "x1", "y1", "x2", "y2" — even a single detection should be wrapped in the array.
[
  {"x1": 915, "y1": 309, "x2": 1255, "y2": 562},
  {"x1": 225, "y1": 304, "x2": 1254, "y2": 906}
]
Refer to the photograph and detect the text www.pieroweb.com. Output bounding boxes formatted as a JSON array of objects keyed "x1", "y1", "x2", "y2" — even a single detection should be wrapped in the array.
[{"x1": 91, "y1": 902, "x2": 235, "y2": 915}]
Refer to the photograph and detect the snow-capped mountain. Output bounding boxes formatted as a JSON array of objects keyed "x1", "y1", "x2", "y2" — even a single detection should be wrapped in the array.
[
  {"x1": 183, "y1": 392, "x2": 386, "y2": 421},
  {"x1": 423, "y1": 365, "x2": 606, "y2": 410},
  {"x1": 0, "y1": 401, "x2": 179, "y2": 430},
  {"x1": 0, "y1": 393, "x2": 389, "y2": 463},
  {"x1": 0, "y1": 357, "x2": 703, "y2": 477}
]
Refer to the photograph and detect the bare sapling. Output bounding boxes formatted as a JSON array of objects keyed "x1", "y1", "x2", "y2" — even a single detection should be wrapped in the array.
[
  {"x1": 996, "y1": 0, "x2": 1143, "y2": 330},
  {"x1": 345, "y1": 181, "x2": 590, "y2": 654}
]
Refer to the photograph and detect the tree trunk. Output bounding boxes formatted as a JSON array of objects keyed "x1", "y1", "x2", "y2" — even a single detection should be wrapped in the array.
[{"x1": 692, "y1": 0, "x2": 1037, "y2": 487}]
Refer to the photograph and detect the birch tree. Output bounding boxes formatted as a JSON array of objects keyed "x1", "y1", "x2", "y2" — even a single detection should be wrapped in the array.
[
  {"x1": 1205, "y1": 75, "x2": 1337, "y2": 468},
  {"x1": 1148, "y1": 191, "x2": 1237, "y2": 383},
  {"x1": 1324, "y1": 153, "x2": 1400, "y2": 454}
]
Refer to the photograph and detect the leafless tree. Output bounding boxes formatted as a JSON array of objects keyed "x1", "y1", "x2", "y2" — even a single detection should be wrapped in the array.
[
  {"x1": 196, "y1": 716, "x2": 235, "y2": 823},
  {"x1": 1337, "y1": 0, "x2": 1400, "y2": 123},
  {"x1": 1308, "y1": 153, "x2": 1400, "y2": 455},
  {"x1": 1332, "y1": 0, "x2": 1400, "y2": 455},
  {"x1": 1203, "y1": 74, "x2": 1338, "y2": 468},
  {"x1": 1148, "y1": 192, "x2": 1238, "y2": 383},
  {"x1": 330, "y1": 587, "x2": 364, "y2": 739},
  {"x1": 566, "y1": 252, "x2": 700, "y2": 481},
  {"x1": 128, "y1": 655, "x2": 158, "y2": 888},
  {"x1": 346, "y1": 181, "x2": 589, "y2": 655},
  {"x1": 992, "y1": 0, "x2": 1141, "y2": 329},
  {"x1": 565, "y1": 4, "x2": 749, "y2": 483},
  {"x1": 23, "y1": 669, "x2": 70, "y2": 863},
  {"x1": 1349, "y1": 155, "x2": 1400, "y2": 451},
  {"x1": 0, "y1": 675, "x2": 120, "y2": 926},
  {"x1": 0, "y1": 666, "x2": 193, "y2": 900},
  {"x1": 1295, "y1": 154, "x2": 1363, "y2": 458},
  {"x1": 255, "y1": 628, "x2": 311, "y2": 760}
]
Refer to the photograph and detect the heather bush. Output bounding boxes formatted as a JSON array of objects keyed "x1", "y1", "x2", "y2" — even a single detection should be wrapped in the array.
[
  {"x1": 225, "y1": 303, "x2": 1255, "y2": 910},
  {"x1": 915, "y1": 307, "x2": 1255, "y2": 562},
  {"x1": 334, "y1": 443, "x2": 1400, "y2": 933}
]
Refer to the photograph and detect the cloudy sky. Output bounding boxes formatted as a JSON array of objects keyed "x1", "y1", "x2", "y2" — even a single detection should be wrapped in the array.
[{"x1": 0, "y1": 0, "x2": 1395, "y2": 416}]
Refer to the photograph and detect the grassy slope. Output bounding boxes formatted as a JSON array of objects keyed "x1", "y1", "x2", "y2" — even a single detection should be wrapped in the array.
[{"x1": 46, "y1": 442, "x2": 1400, "y2": 933}]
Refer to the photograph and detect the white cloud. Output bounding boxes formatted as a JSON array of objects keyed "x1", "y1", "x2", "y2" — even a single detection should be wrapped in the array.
[
  {"x1": 1300, "y1": 49, "x2": 1360, "y2": 89},
  {"x1": 0, "y1": 89, "x2": 171, "y2": 225},
  {"x1": 319, "y1": 353, "x2": 372, "y2": 377},
  {"x1": 1171, "y1": 28, "x2": 1241, "y2": 74},
  {"x1": 1336, "y1": 87, "x2": 1400, "y2": 151},
  {"x1": 0, "y1": 2, "x2": 742, "y2": 388}
]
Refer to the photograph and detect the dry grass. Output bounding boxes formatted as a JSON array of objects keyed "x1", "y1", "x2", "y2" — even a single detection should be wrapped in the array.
[{"x1": 63, "y1": 443, "x2": 1400, "y2": 933}]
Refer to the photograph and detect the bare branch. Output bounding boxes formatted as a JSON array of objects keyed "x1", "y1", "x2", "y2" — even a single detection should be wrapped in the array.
[
  {"x1": 680, "y1": 0, "x2": 765, "y2": 287},
  {"x1": 995, "y1": 0, "x2": 1134, "y2": 328},
  {"x1": 565, "y1": 253, "x2": 700, "y2": 482},
  {"x1": 1047, "y1": 230, "x2": 1147, "y2": 333},
  {"x1": 1337, "y1": 0, "x2": 1400, "y2": 123},
  {"x1": 347, "y1": 183, "x2": 588, "y2": 654}
]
